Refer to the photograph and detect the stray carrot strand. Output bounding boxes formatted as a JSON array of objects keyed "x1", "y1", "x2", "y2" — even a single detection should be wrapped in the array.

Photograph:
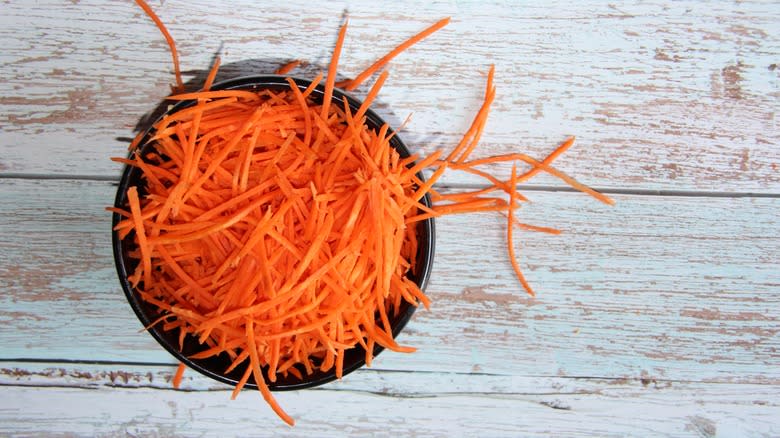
[
  {"x1": 172, "y1": 362, "x2": 186, "y2": 389},
  {"x1": 321, "y1": 19, "x2": 348, "y2": 121},
  {"x1": 507, "y1": 164, "x2": 534, "y2": 296},
  {"x1": 134, "y1": 0, "x2": 184, "y2": 92},
  {"x1": 338, "y1": 17, "x2": 451, "y2": 91},
  {"x1": 519, "y1": 136, "x2": 575, "y2": 181},
  {"x1": 203, "y1": 56, "x2": 222, "y2": 91},
  {"x1": 275, "y1": 60, "x2": 301, "y2": 75}
]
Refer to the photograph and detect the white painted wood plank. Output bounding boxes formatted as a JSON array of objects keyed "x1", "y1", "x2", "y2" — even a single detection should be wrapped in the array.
[
  {"x1": 1, "y1": 179, "x2": 777, "y2": 383},
  {"x1": 2, "y1": 358, "x2": 779, "y2": 436},
  {"x1": 2, "y1": 360, "x2": 778, "y2": 403},
  {"x1": 1, "y1": 1, "x2": 778, "y2": 191},
  {"x1": 0, "y1": 361, "x2": 702, "y2": 394},
  {"x1": 0, "y1": 378, "x2": 777, "y2": 437}
]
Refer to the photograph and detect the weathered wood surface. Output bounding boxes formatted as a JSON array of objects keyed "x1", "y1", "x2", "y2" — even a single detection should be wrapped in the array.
[
  {"x1": 1, "y1": 362, "x2": 778, "y2": 437},
  {"x1": 1, "y1": 0, "x2": 779, "y2": 436},
  {"x1": 1, "y1": 179, "x2": 778, "y2": 387},
  {"x1": 0, "y1": 385, "x2": 772, "y2": 438},
  {"x1": 0, "y1": 180, "x2": 780, "y2": 436},
  {"x1": 1, "y1": 0, "x2": 778, "y2": 191}
]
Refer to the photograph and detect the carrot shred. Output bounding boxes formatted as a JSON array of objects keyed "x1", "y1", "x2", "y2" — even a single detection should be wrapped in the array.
[
  {"x1": 246, "y1": 318, "x2": 294, "y2": 426},
  {"x1": 231, "y1": 365, "x2": 253, "y2": 400},
  {"x1": 172, "y1": 362, "x2": 186, "y2": 389},
  {"x1": 275, "y1": 60, "x2": 301, "y2": 75},
  {"x1": 452, "y1": 65, "x2": 496, "y2": 164},
  {"x1": 519, "y1": 136, "x2": 575, "y2": 181},
  {"x1": 166, "y1": 90, "x2": 260, "y2": 101},
  {"x1": 457, "y1": 153, "x2": 615, "y2": 205},
  {"x1": 507, "y1": 164, "x2": 535, "y2": 297},
  {"x1": 202, "y1": 56, "x2": 222, "y2": 92},
  {"x1": 134, "y1": 0, "x2": 184, "y2": 93},
  {"x1": 321, "y1": 19, "x2": 348, "y2": 121},
  {"x1": 337, "y1": 17, "x2": 451, "y2": 91},
  {"x1": 513, "y1": 221, "x2": 562, "y2": 235}
]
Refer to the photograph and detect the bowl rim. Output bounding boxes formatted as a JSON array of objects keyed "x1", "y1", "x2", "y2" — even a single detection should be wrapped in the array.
[{"x1": 112, "y1": 75, "x2": 436, "y2": 391}]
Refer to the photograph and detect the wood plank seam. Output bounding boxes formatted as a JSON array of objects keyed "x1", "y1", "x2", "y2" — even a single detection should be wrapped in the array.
[{"x1": 2, "y1": 173, "x2": 780, "y2": 198}]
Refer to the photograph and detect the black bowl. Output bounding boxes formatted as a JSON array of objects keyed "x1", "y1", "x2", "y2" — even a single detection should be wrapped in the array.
[{"x1": 112, "y1": 75, "x2": 435, "y2": 390}]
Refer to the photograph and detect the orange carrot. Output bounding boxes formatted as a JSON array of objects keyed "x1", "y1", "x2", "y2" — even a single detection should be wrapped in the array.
[
  {"x1": 231, "y1": 365, "x2": 253, "y2": 400},
  {"x1": 452, "y1": 65, "x2": 496, "y2": 164},
  {"x1": 507, "y1": 164, "x2": 534, "y2": 296},
  {"x1": 202, "y1": 56, "x2": 222, "y2": 91},
  {"x1": 337, "y1": 17, "x2": 451, "y2": 91},
  {"x1": 172, "y1": 362, "x2": 186, "y2": 389},
  {"x1": 518, "y1": 136, "x2": 575, "y2": 181},
  {"x1": 166, "y1": 90, "x2": 259, "y2": 101},
  {"x1": 275, "y1": 60, "x2": 301, "y2": 75},
  {"x1": 246, "y1": 318, "x2": 294, "y2": 426},
  {"x1": 126, "y1": 186, "x2": 152, "y2": 289},
  {"x1": 455, "y1": 153, "x2": 615, "y2": 205},
  {"x1": 512, "y1": 221, "x2": 562, "y2": 235},
  {"x1": 134, "y1": 0, "x2": 184, "y2": 93},
  {"x1": 321, "y1": 19, "x2": 348, "y2": 121}
]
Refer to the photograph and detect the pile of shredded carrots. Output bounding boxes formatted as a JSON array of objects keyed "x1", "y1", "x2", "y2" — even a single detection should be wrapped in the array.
[{"x1": 112, "y1": 1, "x2": 614, "y2": 427}]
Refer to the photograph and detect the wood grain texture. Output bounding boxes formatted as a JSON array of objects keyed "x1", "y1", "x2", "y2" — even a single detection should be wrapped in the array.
[
  {"x1": 1, "y1": 179, "x2": 777, "y2": 383},
  {"x1": 1, "y1": 0, "x2": 778, "y2": 191},
  {"x1": 1, "y1": 363, "x2": 778, "y2": 437},
  {"x1": 2, "y1": 1, "x2": 779, "y2": 435}
]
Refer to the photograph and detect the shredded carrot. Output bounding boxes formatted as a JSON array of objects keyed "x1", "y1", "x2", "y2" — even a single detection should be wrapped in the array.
[
  {"x1": 513, "y1": 221, "x2": 562, "y2": 235},
  {"x1": 117, "y1": 8, "x2": 613, "y2": 427},
  {"x1": 452, "y1": 153, "x2": 615, "y2": 205},
  {"x1": 453, "y1": 65, "x2": 496, "y2": 164},
  {"x1": 519, "y1": 136, "x2": 575, "y2": 181},
  {"x1": 246, "y1": 318, "x2": 294, "y2": 426},
  {"x1": 134, "y1": 0, "x2": 184, "y2": 93},
  {"x1": 202, "y1": 56, "x2": 222, "y2": 92},
  {"x1": 275, "y1": 60, "x2": 301, "y2": 75},
  {"x1": 172, "y1": 362, "x2": 186, "y2": 389},
  {"x1": 321, "y1": 19, "x2": 348, "y2": 121},
  {"x1": 126, "y1": 186, "x2": 152, "y2": 289},
  {"x1": 507, "y1": 164, "x2": 534, "y2": 296},
  {"x1": 337, "y1": 17, "x2": 451, "y2": 91}
]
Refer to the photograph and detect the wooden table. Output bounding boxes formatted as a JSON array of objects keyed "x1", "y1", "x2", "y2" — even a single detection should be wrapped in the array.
[{"x1": 2, "y1": 1, "x2": 778, "y2": 436}]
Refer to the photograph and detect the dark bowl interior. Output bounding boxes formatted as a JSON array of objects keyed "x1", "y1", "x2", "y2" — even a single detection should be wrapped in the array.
[{"x1": 112, "y1": 75, "x2": 435, "y2": 391}]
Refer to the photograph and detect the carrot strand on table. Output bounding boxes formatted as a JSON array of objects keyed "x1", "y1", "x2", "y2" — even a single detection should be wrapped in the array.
[
  {"x1": 202, "y1": 56, "x2": 222, "y2": 92},
  {"x1": 321, "y1": 19, "x2": 348, "y2": 121},
  {"x1": 172, "y1": 363, "x2": 186, "y2": 389},
  {"x1": 337, "y1": 17, "x2": 451, "y2": 91},
  {"x1": 246, "y1": 318, "x2": 295, "y2": 426},
  {"x1": 134, "y1": 0, "x2": 183, "y2": 93},
  {"x1": 507, "y1": 164, "x2": 535, "y2": 296},
  {"x1": 512, "y1": 221, "x2": 562, "y2": 235},
  {"x1": 511, "y1": 154, "x2": 615, "y2": 205},
  {"x1": 275, "y1": 60, "x2": 301, "y2": 75},
  {"x1": 453, "y1": 65, "x2": 496, "y2": 164},
  {"x1": 518, "y1": 136, "x2": 575, "y2": 181}
]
